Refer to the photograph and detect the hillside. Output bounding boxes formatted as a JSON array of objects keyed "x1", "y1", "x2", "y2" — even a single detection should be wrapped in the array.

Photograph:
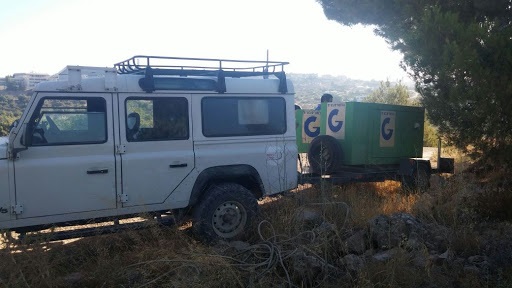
[{"x1": 289, "y1": 73, "x2": 383, "y2": 108}]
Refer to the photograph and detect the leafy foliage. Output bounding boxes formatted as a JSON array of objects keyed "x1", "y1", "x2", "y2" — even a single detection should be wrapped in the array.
[
  {"x1": 4, "y1": 76, "x2": 25, "y2": 91},
  {"x1": 364, "y1": 80, "x2": 412, "y2": 106},
  {"x1": 317, "y1": 0, "x2": 512, "y2": 162},
  {"x1": 0, "y1": 91, "x2": 30, "y2": 136}
]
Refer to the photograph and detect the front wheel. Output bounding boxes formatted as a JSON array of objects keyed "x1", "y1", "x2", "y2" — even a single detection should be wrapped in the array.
[{"x1": 192, "y1": 183, "x2": 259, "y2": 243}]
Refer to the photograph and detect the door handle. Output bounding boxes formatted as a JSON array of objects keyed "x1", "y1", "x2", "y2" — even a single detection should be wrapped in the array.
[
  {"x1": 169, "y1": 163, "x2": 188, "y2": 168},
  {"x1": 87, "y1": 169, "x2": 109, "y2": 174}
]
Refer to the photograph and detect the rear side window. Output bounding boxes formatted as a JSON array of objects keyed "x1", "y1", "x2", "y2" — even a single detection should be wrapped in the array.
[
  {"x1": 202, "y1": 97, "x2": 286, "y2": 137},
  {"x1": 125, "y1": 97, "x2": 189, "y2": 142}
]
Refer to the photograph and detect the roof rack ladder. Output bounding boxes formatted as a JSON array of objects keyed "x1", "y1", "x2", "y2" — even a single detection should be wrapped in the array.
[
  {"x1": 276, "y1": 71, "x2": 288, "y2": 94},
  {"x1": 139, "y1": 67, "x2": 155, "y2": 93},
  {"x1": 216, "y1": 70, "x2": 226, "y2": 93}
]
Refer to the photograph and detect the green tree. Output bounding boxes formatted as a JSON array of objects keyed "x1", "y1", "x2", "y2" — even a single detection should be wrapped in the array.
[
  {"x1": 317, "y1": 0, "x2": 512, "y2": 162},
  {"x1": 0, "y1": 91, "x2": 31, "y2": 136},
  {"x1": 5, "y1": 76, "x2": 25, "y2": 91},
  {"x1": 364, "y1": 80, "x2": 411, "y2": 106},
  {"x1": 423, "y1": 118, "x2": 439, "y2": 148},
  {"x1": 0, "y1": 112, "x2": 17, "y2": 136}
]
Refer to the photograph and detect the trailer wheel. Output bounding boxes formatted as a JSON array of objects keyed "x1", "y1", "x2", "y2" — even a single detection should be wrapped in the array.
[
  {"x1": 308, "y1": 135, "x2": 343, "y2": 175},
  {"x1": 402, "y1": 163, "x2": 431, "y2": 192},
  {"x1": 192, "y1": 183, "x2": 259, "y2": 243}
]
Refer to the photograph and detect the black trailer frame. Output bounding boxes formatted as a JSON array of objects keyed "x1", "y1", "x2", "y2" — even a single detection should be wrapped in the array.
[{"x1": 298, "y1": 157, "x2": 454, "y2": 189}]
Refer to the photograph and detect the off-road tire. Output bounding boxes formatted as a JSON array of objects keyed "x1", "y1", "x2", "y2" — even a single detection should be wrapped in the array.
[
  {"x1": 308, "y1": 135, "x2": 343, "y2": 175},
  {"x1": 192, "y1": 183, "x2": 259, "y2": 243}
]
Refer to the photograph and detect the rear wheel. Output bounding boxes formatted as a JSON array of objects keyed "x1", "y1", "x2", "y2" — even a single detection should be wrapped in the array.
[
  {"x1": 308, "y1": 135, "x2": 343, "y2": 175},
  {"x1": 192, "y1": 183, "x2": 259, "y2": 243}
]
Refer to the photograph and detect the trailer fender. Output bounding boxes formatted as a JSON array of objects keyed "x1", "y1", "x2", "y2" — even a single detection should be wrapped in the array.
[
  {"x1": 398, "y1": 158, "x2": 432, "y2": 176},
  {"x1": 436, "y1": 157, "x2": 455, "y2": 174},
  {"x1": 399, "y1": 159, "x2": 432, "y2": 191}
]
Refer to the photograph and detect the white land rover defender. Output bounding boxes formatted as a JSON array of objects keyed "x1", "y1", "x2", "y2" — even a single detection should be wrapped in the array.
[{"x1": 0, "y1": 55, "x2": 297, "y2": 242}]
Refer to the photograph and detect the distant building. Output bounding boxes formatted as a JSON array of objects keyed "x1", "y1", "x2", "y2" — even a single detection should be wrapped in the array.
[{"x1": 12, "y1": 73, "x2": 50, "y2": 90}]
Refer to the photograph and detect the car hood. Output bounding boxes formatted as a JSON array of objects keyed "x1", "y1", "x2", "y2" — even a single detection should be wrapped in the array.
[{"x1": 0, "y1": 137, "x2": 7, "y2": 160}]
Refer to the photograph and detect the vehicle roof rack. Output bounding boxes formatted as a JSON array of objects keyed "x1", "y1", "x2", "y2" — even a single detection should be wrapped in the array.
[{"x1": 114, "y1": 55, "x2": 289, "y2": 93}]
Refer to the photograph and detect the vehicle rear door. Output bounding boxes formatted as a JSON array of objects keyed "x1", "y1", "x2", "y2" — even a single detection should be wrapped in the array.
[{"x1": 118, "y1": 94, "x2": 194, "y2": 207}]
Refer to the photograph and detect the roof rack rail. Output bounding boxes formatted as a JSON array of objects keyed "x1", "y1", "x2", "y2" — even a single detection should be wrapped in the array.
[{"x1": 114, "y1": 55, "x2": 289, "y2": 93}]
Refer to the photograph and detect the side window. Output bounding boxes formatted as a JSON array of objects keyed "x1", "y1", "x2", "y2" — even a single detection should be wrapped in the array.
[
  {"x1": 125, "y1": 97, "x2": 189, "y2": 142},
  {"x1": 29, "y1": 97, "x2": 107, "y2": 146},
  {"x1": 202, "y1": 97, "x2": 287, "y2": 137}
]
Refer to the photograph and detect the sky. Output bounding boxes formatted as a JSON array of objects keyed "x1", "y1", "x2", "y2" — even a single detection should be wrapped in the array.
[{"x1": 0, "y1": 0, "x2": 411, "y2": 82}]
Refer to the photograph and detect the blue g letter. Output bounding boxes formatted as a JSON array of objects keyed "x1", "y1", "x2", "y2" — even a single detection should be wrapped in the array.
[
  {"x1": 328, "y1": 109, "x2": 343, "y2": 133},
  {"x1": 304, "y1": 116, "x2": 320, "y2": 137},
  {"x1": 381, "y1": 117, "x2": 394, "y2": 140}
]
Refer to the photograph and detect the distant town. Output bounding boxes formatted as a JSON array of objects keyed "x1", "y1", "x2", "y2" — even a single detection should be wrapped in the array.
[
  {"x1": 0, "y1": 69, "x2": 416, "y2": 110},
  {"x1": 0, "y1": 72, "x2": 51, "y2": 90},
  {"x1": 0, "y1": 67, "x2": 111, "y2": 91}
]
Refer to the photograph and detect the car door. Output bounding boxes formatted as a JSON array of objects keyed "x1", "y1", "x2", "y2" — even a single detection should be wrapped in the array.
[
  {"x1": 14, "y1": 93, "x2": 117, "y2": 218},
  {"x1": 118, "y1": 94, "x2": 194, "y2": 207}
]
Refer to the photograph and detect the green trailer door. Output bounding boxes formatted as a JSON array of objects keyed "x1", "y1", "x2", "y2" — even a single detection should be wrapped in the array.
[
  {"x1": 342, "y1": 102, "x2": 370, "y2": 165},
  {"x1": 336, "y1": 102, "x2": 425, "y2": 166},
  {"x1": 369, "y1": 105, "x2": 424, "y2": 165}
]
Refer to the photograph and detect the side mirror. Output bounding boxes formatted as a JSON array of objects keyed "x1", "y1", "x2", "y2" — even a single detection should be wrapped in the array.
[
  {"x1": 23, "y1": 123, "x2": 33, "y2": 147},
  {"x1": 9, "y1": 119, "x2": 19, "y2": 133},
  {"x1": 10, "y1": 123, "x2": 29, "y2": 159}
]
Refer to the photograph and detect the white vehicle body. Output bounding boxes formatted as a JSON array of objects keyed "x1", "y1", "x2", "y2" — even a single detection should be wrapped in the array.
[{"x1": 0, "y1": 56, "x2": 297, "y2": 240}]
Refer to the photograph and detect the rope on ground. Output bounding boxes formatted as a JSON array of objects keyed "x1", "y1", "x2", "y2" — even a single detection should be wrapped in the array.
[
  {"x1": 127, "y1": 201, "x2": 351, "y2": 288},
  {"x1": 217, "y1": 218, "x2": 345, "y2": 288}
]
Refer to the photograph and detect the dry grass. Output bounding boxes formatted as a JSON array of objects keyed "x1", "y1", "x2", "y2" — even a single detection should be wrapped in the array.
[
  {"x1": 2, "y1": 224, "x2": 245, "y2": 287},
  {"x1": 1, "y1": 148, "x2": 511, "y2": 287}
]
